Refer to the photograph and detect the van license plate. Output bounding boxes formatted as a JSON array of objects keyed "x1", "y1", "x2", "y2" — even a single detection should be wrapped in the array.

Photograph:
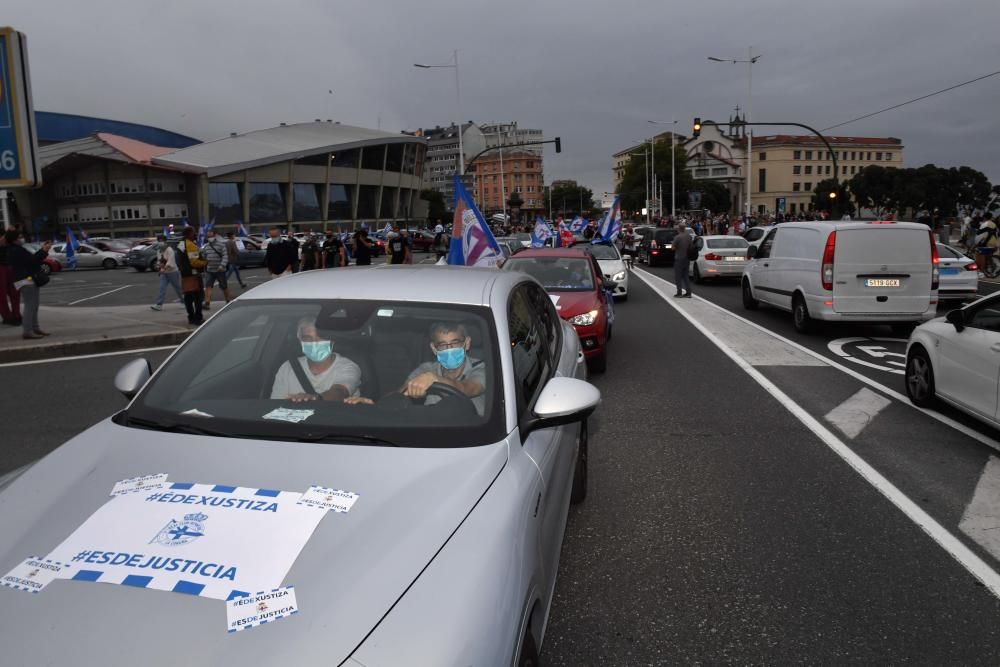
[{"x1": 865, "y1": 279, "x2": 900, "y2": 288}]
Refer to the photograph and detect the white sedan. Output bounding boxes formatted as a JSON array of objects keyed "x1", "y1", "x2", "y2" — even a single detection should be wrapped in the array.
[
  {"x1": 49, "y1": 242, "x2": 126, "y2": 270},
  {"x1": 906, "y1": 293, "x2": 1000, "y2": 428},
  {"x1": 689, "y1": 235, "x2": 749, "y2": 283},
  {"x1": 936, "y1": 243, "x2": 978, "y2": 301},
  {"x1": 580, "y1": 241, "x2": 629, "y2": 300}
]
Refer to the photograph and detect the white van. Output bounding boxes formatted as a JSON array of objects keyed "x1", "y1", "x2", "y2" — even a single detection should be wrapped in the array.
[{"x1": 742, "y1": 221, "x2": 939, "y2": 333}]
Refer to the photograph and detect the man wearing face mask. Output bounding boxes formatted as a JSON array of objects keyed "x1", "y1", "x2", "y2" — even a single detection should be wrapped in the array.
[{"x1": 270, "y1": 318, "x2": 362, "y2": 402}]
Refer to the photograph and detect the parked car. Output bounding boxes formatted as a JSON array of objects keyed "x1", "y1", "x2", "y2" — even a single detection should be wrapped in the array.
[
  {"x1": 906, "y1": 292, "x2": 1000, "y2": 428},
  {"x1": 125, "y1": 243, "x2": 160, "y2": 272},
  {"x1": 49, "y1": 242, "x2": 125, "y2": 270},
  {"x1": 743, "y1": 225, "x2": 774, "y2": 249},
  {"x1": 637, "y1": 227, "x2": 680, "y2": 266},
  {"x1": 576, "y1": 241, "x2": 629, "y2": 300},
  {"x1": 90, "y1": 240, "x2": 132, "y2": 255},
  {"x1": 22, "y1": 243, "x2": 62, "y2": 275},
  {"x1": 742, "y1": 221, "x2": 939, "y2": 334},
  {"x1": 690, "y1": 235, "x2": 749, "y2": 283},
  {"x1": 407, "y1": 230, "x2": 436, "y2": 253},
  {"x1": 503, "y1": 247, "x2": 613, "y2": 372},
  {"x1": 936, "y1": 243, "x2": 978, "y2": 301},
  {"x1": 0, "y1": 266, "x2": 599, "y2": 666}
]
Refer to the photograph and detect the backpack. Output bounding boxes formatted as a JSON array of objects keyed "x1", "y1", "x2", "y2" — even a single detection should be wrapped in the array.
[{"x1": 687, "y1": 239, "x2": 699, "y2": 261}]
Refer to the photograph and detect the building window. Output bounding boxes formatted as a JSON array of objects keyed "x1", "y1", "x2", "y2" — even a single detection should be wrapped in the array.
[
  {"x1": 356, "y1": 185, "x2": 379, "y2": 219},
  {"x1": 875, "y1": 152, "x2": 883, "y2": 161},
  {"x1": 805, "y1": 165, "x2": 813, "y2": 175},
  {"x1": 851, "y1": 166, "x2": 857, "y2": 174},
  {"x1": 526, "y1": 161, "x2": 534, "y2": 168},
  {"x1": 850, "y1": 151, "x2": 856, "y2": 160},
  {"x1": 884, "y1": 152, "x2": 892, "y2": 161},
  {"x1": 866, "y1": 152, "x2": 872, "y2": 160},
  {"x1": 793, "y1": 150, "x2": 801, "y2": 160},
  {"x1": 825, "y1": 165, "x2": 831, "y2": 175},
  {"x1": 793, "y1": 165, "x2": 801, "y2": 175},
  {"x1": 793, "y1": 182, "x2": 801, "y2": 192},
  {"x1": 841, "y1": 151, "x2": 846, "y2": 160},
  {"x1": 804, "y1": 182, "x2": 813, "y2": 191},
  {"x1": 159, "y1": 208, "x2": 166, "y2": 218},
  {"x1": 758, "y1": 168, "x2": 766, "y2": 193},
  {"x1": 384, "y1": 144, "x2": 404, "y2": 172},
  {"x1": 292, "y1": 183, "x2": 323, "y2": 221},
  {"x1": 248, "y1": 183, "x2": 286, "y2": 224},
  {"x1": 360, "y1": 145, "x2": 386, "y2": 170},
  {"x1": 759, "y1": 152, "x2": 766, "y2": 160},
  {"x1": 328, "y1": 184, "x2": 353, "y2": 220},
  {"x1": 694, "y1": 168, "x2": 709, "y2": 177},
  {"x1": 209, "y1": 182, "x2": 243, "y2": 224},
  {"x1": 711, "y1": 167, "x2": 728, "y2": 176},
  {"x1": 379, "y1": 187, "x2": 397, "y2": 220},
  {"x1": 804, "y1": 150, "x2": 813, "y2": 160},
  {"x1": 842, "y1": 166, "x2": 847, "y2": 175}
]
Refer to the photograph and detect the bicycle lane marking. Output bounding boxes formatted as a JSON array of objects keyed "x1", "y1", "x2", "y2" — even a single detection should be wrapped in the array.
[{"x1": 632, "y1": 267, "x2": 1000, "y2": 599}]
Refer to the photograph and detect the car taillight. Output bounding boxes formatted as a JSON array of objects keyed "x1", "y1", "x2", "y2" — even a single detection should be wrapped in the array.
[
  {"x1": 821, "y1": 231, "x2": 836, "y2": 291},
  {"x1": 966, "y1": 262, "x2": 978, "y2": 271},
  {"x1": 704, "y1": 253, "x2": 722, "y2": 261},
  {"x1": 929, "y1": 231, "x2": 939, "y2": 290}
]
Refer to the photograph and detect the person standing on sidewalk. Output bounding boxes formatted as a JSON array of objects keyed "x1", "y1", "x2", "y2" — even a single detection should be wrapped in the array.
[
  {"x1": 265, "y1": 227, "x2": 297, "y2": 278},
  {"x1": 353, "y1": 228, "x2": 373, "y2": 266},
  {"x1": 150, "y1": 235, "x2": 182, "y2": 311},
  {"x1": 201, "y1": 228, "x2": 230, "y2": 309},
  {"x1": 224, "y1": 231, "x2": 247, "y2": 289},
  {"x1": 5, "y1": 229, "x2": 52, "y2": 339},
  {"x1": 0, "y1": 230, "x2": 22, "y2": 326},
  {"x1": 672, "y1": 223, "x2": 693, "y2": 298},
  {"x1": 177, "y1": 226, "x2": 207, "y2": 325}
]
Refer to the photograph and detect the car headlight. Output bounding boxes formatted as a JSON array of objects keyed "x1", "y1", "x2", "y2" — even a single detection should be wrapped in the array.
[
  {"x1": 570, "y1": 309, "x2": 599, "y2": 326},
  {"x1": 611, "y1": 271, "x2": 626, "y2": 282}
]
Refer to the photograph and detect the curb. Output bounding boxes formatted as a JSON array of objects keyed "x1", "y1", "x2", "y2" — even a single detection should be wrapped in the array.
[{"x1": 0, "y1": 330, "x2": 191, "y2": 364}]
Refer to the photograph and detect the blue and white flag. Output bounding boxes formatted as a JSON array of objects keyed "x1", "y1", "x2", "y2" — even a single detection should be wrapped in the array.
[
  {"x1": 197, "y1": 219, "x2": 216, "y2": 247},
  {"x1": 381, "y1": 222, "x2": 392, "y2": 236},
  {"x1": 180, "y1": 217, "x2": 190, "y2": 228},
  {"x1": 530, "y1": 217, "x2": 553, "y2": 247},
  {"x1": 162, "y1": 225, "x2": 169, "y2": 238},
  {"x1": 65, "y1": 225, "x2": 80, "y2": 270},
  {"x1": 569, "y1": 216, "x2": 587, "y2": 233},
  {"x1": 76, "y1": 226, "x2": 89, "y2": 242},
  {"x1": 594, "y1": 196, "x2": 622, "y2": 243},
  {"x1": 236, "y1": 222, "x2": 250, "y2": 237},
  {"x1": 447, "y1": 175, "x2": 503, "y2": 268}
]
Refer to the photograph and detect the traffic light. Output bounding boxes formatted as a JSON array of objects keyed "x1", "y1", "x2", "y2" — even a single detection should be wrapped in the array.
[
  {"x1": 554, "y1": 137, "x2": 562, "y2": 153},
  {"x1": 692, "y1": 118, "x2": 702, "y2": 138}
]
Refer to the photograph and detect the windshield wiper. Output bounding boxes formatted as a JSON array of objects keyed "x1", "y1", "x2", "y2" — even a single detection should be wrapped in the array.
[
  {"x1": 125, "y1": 415, "x2": 233, "y2": 438},
  {"x1": 292, "y1": 432, "x2": 400, "y2": 447}
]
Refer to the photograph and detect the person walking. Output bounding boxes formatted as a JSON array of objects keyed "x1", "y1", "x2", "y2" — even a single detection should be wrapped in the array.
[
  {"x1": 224, "y1": 231, "x2": 247, "y2": 288},
  {"x1": 150, "y1": 235, "x2": 183, "y2": 311},
  {"x1": 265, "y1": 227, "x2": 297, "y2": 278},
  {"x1": 353, "y1": 228, "x2": 373, "y2": 266},
  {"x1": 177, "y1": 226, "x2": 207, "y2": 325},
  {"x1": 672, "y1": 222, "x2": 693, "y2": 298},
  {"x1": 300, "y1": 231, "x2": 320, "y2": 271},
  {"x1": 0, "y1": 229, "x2": 22, "y2": 326},
  {"x1": 321, "y1": 230, "x2": 345, "y2": 268},
  {"x1": 201, "y1": 227, "x2": 230, "y2": 309},
  {"x1": 389, "y1": 227, "x2": 412, "y2": 265},
  {"x1": 5, "y1": 229, "x2": 52, "y2": 339}
]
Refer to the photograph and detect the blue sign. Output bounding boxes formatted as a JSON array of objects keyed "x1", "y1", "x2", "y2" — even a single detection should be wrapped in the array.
[{"x1": 0, "y1": 28, "x2": 40, "y2": 187}]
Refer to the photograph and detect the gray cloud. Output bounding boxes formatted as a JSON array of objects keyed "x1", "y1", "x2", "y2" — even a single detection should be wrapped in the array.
[{"x1": 10, "y1": 0, "x2": 1000, "y2": 194}]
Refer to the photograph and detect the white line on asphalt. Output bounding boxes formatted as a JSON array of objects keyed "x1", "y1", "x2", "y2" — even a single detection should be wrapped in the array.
[
  {"x1": 67, "y1": 285, "x2": 134, "y2": 305},
  {"x1": 633, "y1": 269, "x2": 1000, "y2": 599},
  {"x1": 960, "y1": 457, "x2": 1000, "y2": 562},
  {"x1": 0, "y1": 345, "x2": 178, "y2": 368},
  {"x1": 634, "y1": 268, "x2": 1000, "y2": 453},
  {"x1": 824, "y1": 387, "x2": 892, "y2": 439}
]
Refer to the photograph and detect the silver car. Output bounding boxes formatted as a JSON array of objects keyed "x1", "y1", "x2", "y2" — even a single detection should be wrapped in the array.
[
  {"x1": 49, "y1": 242, "x2": 125, "y2": 269},
  {"x1": 0, "y1": 265, "x2": 599, "y2": 665}
]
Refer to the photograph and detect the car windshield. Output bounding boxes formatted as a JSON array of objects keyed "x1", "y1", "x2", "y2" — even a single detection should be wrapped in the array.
[
  {"x1": 513, "y1": 233, "x2": 532, "y2": 242},
  {"x1": 654, "y1": 230, "x2": 677, "y2": 242},
  {"x1": 583, "y1": 243, "x2": 620, "y2": 260},
  {"x1": 504, "y1": 256, "x2": 595, "y2": 291},
  {"x1": 706, "y1": 238, "x2": 749, "y2": 249},
  {"x1": 124, "y1": 300, "x2": 505, "y2": 448}
]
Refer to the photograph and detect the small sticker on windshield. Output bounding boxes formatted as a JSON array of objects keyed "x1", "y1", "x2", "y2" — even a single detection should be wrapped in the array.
[
  {"x1": 110, "y1": 473, "x2": 168, "y2": 497},
  {"x1": 297, "y1": 485, "x2": 360, "y2": 513},
  {"x1": 376, "y1": 309, "x2": 394, "y2": 317},
  {"x1": 262, "y1": 408, "x2": 315, "y2": 423}
]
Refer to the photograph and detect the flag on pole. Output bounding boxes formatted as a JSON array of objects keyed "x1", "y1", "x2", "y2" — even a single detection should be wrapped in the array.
[
  {"x1": 569, "y1": 216, "x2": 586, "y2": 233},
  {"x1": 594, "y1": 196, "x2": 622, "y2": 243},
  {"x1": 447, "y1": 175, "x2": 503, "y2": 267},
  {"x1": 65, "y1": 225, "x2": 80, "y2": 270},
  {"x1": 236, "y1": 221, "x2": 250, "y2": 237},
  {"x1": 381, "y1": 222, "x2": 392, "y2": 236},
  {"x1": 162, "y1": 225, "x2": 169, "y2": 238},
  {"x1": 557, "y1": 220, "x2": 573, "y2": 248},
  {"x1": 180, "y1": 217, "x2": 190, "y2": 228},
  {"x1": 530, "y1": 216, "x2": 553, "y2": 247},
  {"x1": 76, "y1": 226, "x2": 89, "y2": 242}
]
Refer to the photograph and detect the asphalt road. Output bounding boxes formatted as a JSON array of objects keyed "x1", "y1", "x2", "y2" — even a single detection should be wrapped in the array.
[{"x1": 6, "y1": 273, "x2": 1000, "y2": 663}]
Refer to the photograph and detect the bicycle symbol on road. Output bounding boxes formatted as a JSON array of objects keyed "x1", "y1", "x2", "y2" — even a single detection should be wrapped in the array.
[{"x1": 827, "y1": 337, "x2": 908, "y2": 375}]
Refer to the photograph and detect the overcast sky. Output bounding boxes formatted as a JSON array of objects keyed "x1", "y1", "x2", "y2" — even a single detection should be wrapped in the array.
[{"x1": 9, "y1": 0, "x2": 1000, "y2": 194}]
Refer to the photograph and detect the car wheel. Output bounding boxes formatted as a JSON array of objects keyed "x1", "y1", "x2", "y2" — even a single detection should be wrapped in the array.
[
  {"x1": 906, "y1": 347, "x2": 937, "y2": 408},
  {"x1": 588, "y1": 350, "x2": 607, "y2": 373},
  {"x1": 890, "y1": 322, "x2": 916, "y2": 337},
  {"x1": 517, "y1": 628, "x2": 540, "y2": 667},
  {"x1": 693, "y1": 264, "x2": 704, "y2": 284},
  {"x1": 102, "y1": 258, "x2": 117, "y2": 270},
  {"x1": 150, "y1": 258, "x2": 159, "y2": 271},
  {"x1": 571, "y1": 420, "x2": 588, "y2": 504},
  {"x1": 742, "y1": 279, "x2": 759, "y2": 310},
  {"x1": 792, "y1": 294, "x2": 814, "y2": 334}
]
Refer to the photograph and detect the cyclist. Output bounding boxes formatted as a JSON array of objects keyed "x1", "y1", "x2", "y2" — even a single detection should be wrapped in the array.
[{"x1": 974, "y1": 216, "x2": 998, "y2": 277}]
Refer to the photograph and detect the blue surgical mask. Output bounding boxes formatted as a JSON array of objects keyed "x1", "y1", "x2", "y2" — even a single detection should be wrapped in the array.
[
  {"x1": 301, "y1": 340, "x2": 332, "y2": 363},
  {"x1": 436, "y1": 346, "x2": 465, "y2": 370}
]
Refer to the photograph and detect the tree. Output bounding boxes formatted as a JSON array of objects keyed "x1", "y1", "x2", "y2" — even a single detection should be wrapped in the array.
[
  {"x1": 698, "y1": 181, "x2": 732, "y2": 214},
  {"x1": 812, "y1": 178, "x2": 854, "y2": 218},
  {"x1": 419, "y1": 189, "x2": 447, "y2": 222},
  {"x1": 550, "y1": 182, "x2": 594, "y2": 217},
  {"x1": 617, "y1": 138, "x2": 692, "y2": 214},
  {"x1": 848, "y1": 165, "x2": 897, "y2": 216}
]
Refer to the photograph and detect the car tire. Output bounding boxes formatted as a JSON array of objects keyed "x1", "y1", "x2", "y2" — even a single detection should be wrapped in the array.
[
  {"x1": 150, "y1": 258, "x2": 159, "y2": 271},
  {"x1": 517, "y1": 628, "x2": 540, "y2": 667},
  {"x1": 742, "y1": 279, "x2": 759, "y2": 310},
  {"x1": 571, "y1": 420, "x2": 588, "y2": 504},
  {"x1": 693, "y1": 264, "x2": 704, "y2": 284},
  {"x1": 792, "y1": 293, "x2": 814, "y2": 334},
  {"x1": 588, "y1": 350, "x2": 607, "y2": 373},
  {"x1": 102, "y1": 258, "x2": 117, "y2": 270},
  {"x1": 906, "y1": 347, "x2": 937, "y2": 408}
]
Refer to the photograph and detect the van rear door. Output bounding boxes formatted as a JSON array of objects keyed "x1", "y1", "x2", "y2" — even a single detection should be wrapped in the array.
[{"x1": 832, "y1": 225, "x2": 933, "y2": 314}]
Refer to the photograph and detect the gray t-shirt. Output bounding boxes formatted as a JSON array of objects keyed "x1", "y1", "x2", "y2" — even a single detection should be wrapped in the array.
[
  {"x1": 270, "y1": 354, "x2": 362, "y2": 399},
  {"x1": 406, "y1": 357, "x2": 486, "y2": 415}
]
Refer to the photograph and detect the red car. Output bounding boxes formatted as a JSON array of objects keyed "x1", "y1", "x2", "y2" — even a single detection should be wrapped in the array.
[
  {"x1": 24, "y1": 243, "x2": 62, "y2": 275},
  {"x1": 502, "y1": 247, "x2": 612, "y2": 372}
]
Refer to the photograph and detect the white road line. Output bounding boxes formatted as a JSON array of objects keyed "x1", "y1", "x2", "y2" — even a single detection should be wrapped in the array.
[
  {"x1": 824, "y1": 387, "x2": 892, "y2": 439},
  {"x1": 960, "y1": 457, "x2": 1000, "y2": 562},
  {"x1": 0, "y1": 345, "x2": 178, "y2": 368},
  {"x1": 634, "y1": 268, "x2": 1000, "y2": 453},
  {"x1": 67, "y1": 285, "x2": 134, "y2": 305},
  {"x1": 634, "y1": 269, "x2": 1000, "y2": 599}
]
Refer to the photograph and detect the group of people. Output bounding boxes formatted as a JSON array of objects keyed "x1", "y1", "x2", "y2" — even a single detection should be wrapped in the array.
[{"x1": 0, "y1": 227, "x2": 53, "y2": 339}]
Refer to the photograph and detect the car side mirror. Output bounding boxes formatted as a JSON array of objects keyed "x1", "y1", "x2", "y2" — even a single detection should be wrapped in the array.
[
  {"x1": 114, "y1": 358, "x2": 151, "y2": 400},
  {"x1": 946, "y1": 309, "x2": 966, "y2": 332},
  {"x1": 747, "y1": 245, "x2": 757, "y2": 259},
  {"x1": 522, "y1": 377, "x2": 601, "y2": 436}
]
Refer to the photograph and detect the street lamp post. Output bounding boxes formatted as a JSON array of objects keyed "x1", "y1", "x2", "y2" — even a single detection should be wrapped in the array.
[
  {"x1": 648, "y1": 119, "x2": 679, "y2": 218},
  {"x1": 709, "y1": 47, "x2": 761, "y2": 219},
  {"x1": 414, "y1": 50, "x2": 463, "y2": 176}
]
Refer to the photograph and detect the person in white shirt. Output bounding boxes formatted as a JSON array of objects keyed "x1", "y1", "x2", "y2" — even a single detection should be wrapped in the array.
[
  {"x1": 270, "y1": 318, "x2": 362, "y2": 402},
  {"x1": 150, "y1": 235, "x2": 183, "y2": 311}
]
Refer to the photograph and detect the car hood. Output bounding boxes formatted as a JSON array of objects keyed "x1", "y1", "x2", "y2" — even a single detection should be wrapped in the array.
[
  {"x1": 549, "y1": 289, "x2": 600, "y2": 318},
  {"x1": 0, "y1": 418, "x2": 508, "y2": 665},
  {"x1": 596, "y1": 258, "x2": 626, "y2": 278}
]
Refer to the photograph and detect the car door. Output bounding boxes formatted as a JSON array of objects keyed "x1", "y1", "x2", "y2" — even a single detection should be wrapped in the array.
[
  {"x1": 748, "y1": 228, "x2": 777, "y2": 304},
  {"x1": 510, "y1": 284, "x2": 577, "y2": 584},
  {"x1": 936, "y1": 297, "x2": 1000, "y2": 419},
  {"x1": 77, "y1": 244, "x2": 100, "y2": 267}
]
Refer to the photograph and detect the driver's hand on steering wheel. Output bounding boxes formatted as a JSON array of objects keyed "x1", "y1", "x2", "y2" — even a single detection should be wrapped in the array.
[{"x1": 403, "y1": 372, "x2": 438, "y2": 399}]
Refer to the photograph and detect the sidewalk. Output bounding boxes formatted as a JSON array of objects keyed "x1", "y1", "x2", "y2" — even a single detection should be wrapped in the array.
[{"x1": 0, "y1": 303, "x2": 192, "y2": 363}]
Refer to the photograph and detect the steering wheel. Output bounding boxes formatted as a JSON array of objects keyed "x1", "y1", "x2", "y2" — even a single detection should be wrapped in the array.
[{"x1": 425, "y1": 382, "x2": 478, "y2": 416}]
